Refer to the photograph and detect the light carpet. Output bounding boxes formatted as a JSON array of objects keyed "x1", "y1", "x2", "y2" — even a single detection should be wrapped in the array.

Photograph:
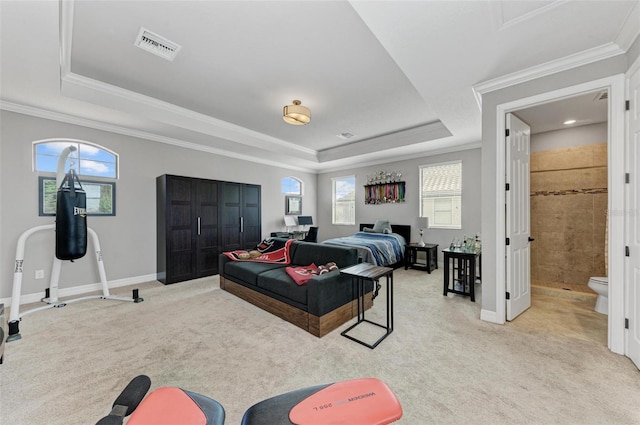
[{"x1": 1, "y1": 268, "x2": 638, "y2": 424}]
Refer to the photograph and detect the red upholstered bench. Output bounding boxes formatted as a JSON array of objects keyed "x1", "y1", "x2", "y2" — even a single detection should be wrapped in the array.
[{"x1": 241, "y1": 378, "x2": 403, "y2": 425}]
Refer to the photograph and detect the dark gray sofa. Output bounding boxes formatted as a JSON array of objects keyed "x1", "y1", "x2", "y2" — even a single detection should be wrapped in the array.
[{"x1": 219, "y1": 239, "x2": 371, "y2": 337}]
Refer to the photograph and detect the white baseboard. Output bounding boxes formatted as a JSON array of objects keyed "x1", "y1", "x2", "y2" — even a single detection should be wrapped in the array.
[
  {"x1": 0, "y1": 274, "x2": 157, "y2": 307},
  {"x1": 480, "y1": 309, "x2": 503, "y2": 324}
]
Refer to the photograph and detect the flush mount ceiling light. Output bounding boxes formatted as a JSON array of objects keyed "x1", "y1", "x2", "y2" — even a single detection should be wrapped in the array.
[
  {"x1": 283, "y1": 100, "x2": 311, "y2": 125},
  {"x1": 563, "y1": 119, "x2": 577, "y2": 125}
]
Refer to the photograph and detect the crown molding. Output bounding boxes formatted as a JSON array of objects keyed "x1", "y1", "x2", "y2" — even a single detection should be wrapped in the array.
[
  {"x1": 615, "y1": 0, "x2": 640, "y2": 52},
  {"x1": 59, "y1": 1, "x2": 317, "y2": 161},
  {"x1": 472, "y1": 42, "x2": 625, "y2": 108},
  {"x1": 318, "y1": 141, "x2": 482, "y2": 175},
  {"x1": 489, "y1": 0, "x2": 570, "y2": 31},
  {"x1": 60, "y1": 71, "x2": 319, "y2": 159},
  {"x1": 317, "y1": 120, "x2": 452, "y2": 163},
  {"x1": 0, "y1": 100, "x2": 314, "y2": 173}
]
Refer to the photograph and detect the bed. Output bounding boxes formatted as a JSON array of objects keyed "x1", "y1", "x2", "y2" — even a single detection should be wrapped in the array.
[{"x1": 321, "y1": 223, "x2": 410, "y2": 268}]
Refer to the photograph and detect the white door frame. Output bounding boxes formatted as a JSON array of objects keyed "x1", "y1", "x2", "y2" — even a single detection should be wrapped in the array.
[{"x1": 494, "y1": 74, "x2": 626, "y2": 354}]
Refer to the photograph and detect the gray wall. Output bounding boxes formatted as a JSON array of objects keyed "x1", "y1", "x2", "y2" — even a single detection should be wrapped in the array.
[
  {"x1": 480, "y1": 50, "x2": 635, "y2": 315},
  {"x1": 316, "y1": 148, "x2": 482, "y2": 260},
  {"x1": 0, "y1": 111, "x2": 317, "y2": 300}
]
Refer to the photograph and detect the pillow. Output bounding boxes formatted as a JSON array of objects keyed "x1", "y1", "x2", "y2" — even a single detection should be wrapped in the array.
[
  {"x1": 363, "y1": 227, "x2": 376, "y2": 233},
  {"x1": 372, "y1": 219, "x2": 392, "y2": 234},
  {"x1": 286, "y1": 263, "x2": 319, "y2": 285}
]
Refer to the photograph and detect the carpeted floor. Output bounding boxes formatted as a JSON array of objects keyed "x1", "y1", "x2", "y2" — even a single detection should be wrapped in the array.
[{"x1": 1, "y1": 268, "x2": 638, "y2": 424}]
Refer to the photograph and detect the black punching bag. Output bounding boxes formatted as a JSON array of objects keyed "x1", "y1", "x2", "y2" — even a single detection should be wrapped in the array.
[{"x1": 55, "y1": 169, "x2": 88, "y2": 260}]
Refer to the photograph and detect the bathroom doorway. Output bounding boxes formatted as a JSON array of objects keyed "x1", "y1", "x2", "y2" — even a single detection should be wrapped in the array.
[{"x1": 509, "y1": 90, "x2": 609, "y2": 345}]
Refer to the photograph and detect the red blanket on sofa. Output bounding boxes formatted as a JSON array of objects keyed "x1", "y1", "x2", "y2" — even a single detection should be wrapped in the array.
[{"x1": 223, "y1": 238, "x2": 294, "y2": 263}]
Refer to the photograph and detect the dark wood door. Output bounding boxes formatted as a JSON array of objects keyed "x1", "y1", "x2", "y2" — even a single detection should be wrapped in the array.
[
  {"x1": 242, "y1": 184, "x2": 261, "y2": 249},
  {"x1": 195, "y1": 179, "x2": 219, "y2": 277},
  {"x1": 221, "y1": 182, "x2": 261, "y2": 252},
  {"x1": 221, "y1": 182, "x2": 242, "y2": 252},
  {"x1": 160, "y1": 175, "x2": 197, "y2": 284}
]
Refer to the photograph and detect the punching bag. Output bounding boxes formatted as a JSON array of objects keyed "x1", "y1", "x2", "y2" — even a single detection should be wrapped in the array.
[{"x1": 55, "y1": 169, "x2": 88, "y2": 260}]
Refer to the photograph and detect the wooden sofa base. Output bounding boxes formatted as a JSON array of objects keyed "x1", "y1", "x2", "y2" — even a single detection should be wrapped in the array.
[{"x1": 219, "y1": 276, "x2": 372, "y2": 337}]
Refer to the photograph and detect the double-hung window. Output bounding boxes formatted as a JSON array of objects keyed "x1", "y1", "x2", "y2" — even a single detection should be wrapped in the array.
[
  {"x1": 419, "y1": 161, "x2": 462, "y2": 229},
  {"x1": 332, "y1": 176, "x2": 355, "y2": 225}
]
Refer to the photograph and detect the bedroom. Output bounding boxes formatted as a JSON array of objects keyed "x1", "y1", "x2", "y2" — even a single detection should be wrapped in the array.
[
  {"x1": 0, "y1": 110, "x2": 482, "y2": 303},
  {"x1": 1, "y1": 1, "x2": 640, "y2": 423}
]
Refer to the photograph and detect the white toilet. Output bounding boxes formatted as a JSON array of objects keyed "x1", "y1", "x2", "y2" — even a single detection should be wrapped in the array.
[{"x1": 588, "y1": 277, "x2": 608, "y2": 315}]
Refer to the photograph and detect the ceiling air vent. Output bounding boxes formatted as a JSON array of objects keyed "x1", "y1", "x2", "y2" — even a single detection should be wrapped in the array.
[
  {"x1": 337, "y1": 132, "x2": 355, "y2": 140},
  {"x1": 593, "y1": 90, "x2": 608, "y2": 101},
  {"x1": 134, "y1": 27, "x2": 181, "y2": 61}
]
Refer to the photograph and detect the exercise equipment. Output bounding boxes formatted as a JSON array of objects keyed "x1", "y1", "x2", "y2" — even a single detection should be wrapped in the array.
[
  {"x1": 7, "y1": 146, "x2": 142, "y2": 342},
  {"x1": 96, "y1": 375, "x2": 225, "y2": 425},
  {"x1": 96, "y1": 376, "x2": 402, "y2": 425},
  {"x1": 241, "y1": 378, "x2": 402, "y2": 425},
  {"x1": 55, "y1": 169, "x2": 87, "y2": 260}
]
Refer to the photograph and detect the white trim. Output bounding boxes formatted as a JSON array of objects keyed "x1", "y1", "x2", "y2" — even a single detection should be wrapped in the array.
[
  {"x1": 624, "y1": 55, "x2": 640, "y2": 360},
  {"x1": 493, "y1": 75, "x2": 626, "y2": 354},
  {"x1": 472, "y1": 43, "x2": 625, "y2": 109},
  {"x1": 60, "y1": 71, "x2": 318, "y2": 157},
  {"x1": 608, "y1": 75, "x2": 626, "y2": 354},
  {"x1": 627, "y1": 53, "x2": 640, "y2": 77},
  {"x1": 480, "y1": 309, "x2": 500, "y2": 324},
  {"x1": 0, "y1": 273, "x2": 157, "y2": 307},
  {"x1": 489, "y1": 0, "x2": 569, "y2": 31},
  {"x1": 58, "y1": 3, "x2": 317, "y2": 161},
  {"x1": 0, "y1": 101, "x2": 314, "y2": 173},
  {"x1": 615, "y1": 1, "x2": 640, "y2": 52},
  {"x1": 319, "y1": 142, "x2": 482, "y2": 175}
]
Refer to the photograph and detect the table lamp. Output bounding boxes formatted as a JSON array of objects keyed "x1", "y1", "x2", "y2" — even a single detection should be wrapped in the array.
[{"x1": 415, "y1": 217, "x2": 428, "y2": 247}]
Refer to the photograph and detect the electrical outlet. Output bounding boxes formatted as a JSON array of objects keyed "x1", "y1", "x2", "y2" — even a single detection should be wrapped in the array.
[{"x1": 35, "y1": 269, "x2": 45, "y2": 279}]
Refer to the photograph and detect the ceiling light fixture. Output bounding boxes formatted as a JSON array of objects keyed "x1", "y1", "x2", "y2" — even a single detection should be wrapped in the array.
[
  {"x1": 563, "y1": 119, "x2": 577, "y2": 125},
  {"x1": 283, "y1": 100, "x2": 311, "y2": 125}
]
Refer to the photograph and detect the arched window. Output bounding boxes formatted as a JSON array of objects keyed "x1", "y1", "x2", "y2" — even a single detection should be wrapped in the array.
[
  {"x1": 33, "y1": 139, "x2": 118, "y2": 216},
  {"x1": 33, "y1": 139, "x2": 118, "y2": 178},
  {"x1": 281, "y1": 176, "x2": 302, "y2": 195}
]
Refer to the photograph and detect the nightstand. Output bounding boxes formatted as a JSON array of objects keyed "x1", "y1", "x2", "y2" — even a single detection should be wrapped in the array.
[{"x1": 404, "y1": 243, "x2": 438, "y2": 273}]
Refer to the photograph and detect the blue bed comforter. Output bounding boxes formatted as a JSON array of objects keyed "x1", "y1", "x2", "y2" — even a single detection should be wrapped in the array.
[{"x1": 322, "y1": 232, "x2": 406, "y2": 266}]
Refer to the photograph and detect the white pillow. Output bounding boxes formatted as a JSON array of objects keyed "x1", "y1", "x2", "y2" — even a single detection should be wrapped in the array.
[{"x1": 372, "y1": 219, "x2": 392, "y2": 234}]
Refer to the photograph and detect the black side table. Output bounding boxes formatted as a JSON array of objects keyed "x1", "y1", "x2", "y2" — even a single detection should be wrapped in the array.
[
  {"x1": 340, "y1": 263, "x2": 394, "y2": 349},
  {"x1": 404, "y1": 243, "x2": 438, "y2": 273},
  {"x1": 442, "y1": 248, "x2": 481, "y2": 302}
]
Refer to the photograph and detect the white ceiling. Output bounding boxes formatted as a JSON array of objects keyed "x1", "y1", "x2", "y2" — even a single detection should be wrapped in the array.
[
  {"x1": 515, "y1": 90, "x2": 610, "y2": 134},
  {"x1": 1, "y1": 1, "x2": 638, "y2": 172}
]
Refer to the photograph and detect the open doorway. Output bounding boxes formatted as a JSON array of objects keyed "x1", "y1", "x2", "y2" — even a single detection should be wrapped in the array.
[
  {"x1": 508, "y1": 90, "x2": 609, "y2": 345},
  {"x1": 493, "y1": 74, "x2": 626, "y2": 355}
]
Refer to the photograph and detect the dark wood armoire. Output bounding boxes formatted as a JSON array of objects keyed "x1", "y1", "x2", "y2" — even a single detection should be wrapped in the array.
[{"x1": 157, "y1": 174, "x2": 261, "y2": 284}]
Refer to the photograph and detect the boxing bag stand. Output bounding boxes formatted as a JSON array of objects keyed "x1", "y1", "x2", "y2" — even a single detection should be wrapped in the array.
[{"x1": 7, "y1": 146, "x2": 142, "y2": 342}]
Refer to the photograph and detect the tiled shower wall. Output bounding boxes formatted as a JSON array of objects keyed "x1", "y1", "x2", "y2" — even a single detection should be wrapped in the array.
[{"x1": 530, "y1": 143, "x2": 607, "y2": 287}]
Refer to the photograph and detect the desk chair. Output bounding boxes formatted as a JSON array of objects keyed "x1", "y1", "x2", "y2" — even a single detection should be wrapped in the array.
[{"x1": 303, "y1": 226, "x2": 318, "y2": 243}]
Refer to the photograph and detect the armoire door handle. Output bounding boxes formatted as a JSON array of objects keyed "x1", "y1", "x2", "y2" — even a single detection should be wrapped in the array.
[
  {"x1": 528, "y1": 237, "x2": 535, "y2": 242},
  {"x1": 197, "y1": 217, "x2": 201, "y2": 235},
  {"x1": 240, "y1": 216, "x2": 244, "y2": 233}
]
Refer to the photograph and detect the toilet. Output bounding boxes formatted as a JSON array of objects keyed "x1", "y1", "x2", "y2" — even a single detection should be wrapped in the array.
[{"x1": 587, "y1": 277, "x2": 608, "y2": 315}]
